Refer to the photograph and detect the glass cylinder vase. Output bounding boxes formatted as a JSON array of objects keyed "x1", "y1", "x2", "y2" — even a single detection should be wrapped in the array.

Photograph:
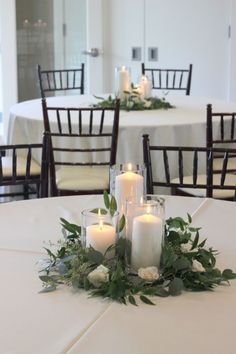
[
  {"x1": 81, "y1": 208, "x2": 119, "y2": 257},
  {"x1": 126, "y1": 196, "x2": 165, "y2": 270},
  {"x1": 110, "y1": 163, "x2": 146, "y2": 215},
  {"x1": 115, "y1": 66, "x2": 131, "y2": 99}
]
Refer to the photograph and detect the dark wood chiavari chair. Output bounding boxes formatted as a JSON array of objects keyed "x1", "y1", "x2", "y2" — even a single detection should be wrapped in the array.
[
  {"x1": 207, "y1": 103, "x2": 236, "y2": 173},
  {"x1": 143, "y1": 134, "x2": 236, "y2": 201},
  {"x1": 43, "y1": 100, "x2": 120, "y2": 196},
  {"x1": 37, "y1": 64, "x2": 85, "y2": 99},
  {"x1": 0, "y1": 141, "x2": 48, "y2": 201},
  {"x1": 141, "y1": 63, "x2": 192, "y2": 95}
]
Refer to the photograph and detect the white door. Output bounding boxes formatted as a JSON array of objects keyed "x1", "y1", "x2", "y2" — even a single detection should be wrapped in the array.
[
  {"x1": 54, "y1": 0, "x2": 104, "y2": 94},
  {"x1": 103, "y1": 0, "x2": 231, "y2": 99}
]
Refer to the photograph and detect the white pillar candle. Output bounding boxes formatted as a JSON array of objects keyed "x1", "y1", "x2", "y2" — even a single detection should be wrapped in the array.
[
  {"x1": 115, "y1": 170, "x2": 144, "y2": 214},
  {"x1": 140, "y1": 75, "x2": 152, "y2": 98},
  {"x1": 131, "y1": 212, "x2": 162, "y2": 270},
  {"x1": 86, "y1": 220, "x2": 116, "y2": 255},
  {"x1": 119, "y1": 66, "x2": 130, "y2": 96}
]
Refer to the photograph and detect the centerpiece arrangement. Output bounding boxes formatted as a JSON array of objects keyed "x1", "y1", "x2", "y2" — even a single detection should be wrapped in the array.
[
  {"x1": 92, "y1": 66, "x2": 174, "y2": 111},
  {"x1": 39, "y1": 163, "x2": 236, "y2": 306}
]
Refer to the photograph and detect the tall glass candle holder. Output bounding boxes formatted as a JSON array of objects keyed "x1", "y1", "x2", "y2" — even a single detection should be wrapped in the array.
[
  {"x1": 126, "y1": 196, "x2": 165, "y2": 270},
  {"x1": 115, "y1": 66, "x2": 131, "y2": 99},
  {"x1": 110, "y1": 163, "x2": 146, "y2": 215},
  {"x1": 81, "y1": 209, "x2": 119, "y2": 257}
]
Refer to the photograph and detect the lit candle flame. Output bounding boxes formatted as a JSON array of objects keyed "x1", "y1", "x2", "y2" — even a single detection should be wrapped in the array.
[
  {"x1": 127, "y1": 163, "x2": 132, "y2": 171},
  {"x1": 146, "y1": 205, "x2": 151, "y2": 214}
]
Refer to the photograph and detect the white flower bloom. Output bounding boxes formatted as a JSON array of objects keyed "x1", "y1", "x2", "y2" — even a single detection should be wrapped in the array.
[
  {"x1": 192, "y1": 259, "x2": 205, "y2": 273},
  {"x1": 143, "y1": 100, "x2": 152, "y2": 108},
  {"x1": 87, "y1": 265, "x2": 109, "y2": 288},
  {"x1": 180, "y1": 242, "x2": 197, "y2": 253},
  {"x1": 138, "y1": 266, "x2": 159, "y2": 282}
]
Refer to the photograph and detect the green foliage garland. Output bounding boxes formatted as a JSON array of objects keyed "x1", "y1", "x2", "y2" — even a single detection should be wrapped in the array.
[
  {"x1": 39, "y1": 192, "x2": 236, "y2": 305},
  {"x1": 92, "y1": 89, "x2": 174, "y2": 111}
]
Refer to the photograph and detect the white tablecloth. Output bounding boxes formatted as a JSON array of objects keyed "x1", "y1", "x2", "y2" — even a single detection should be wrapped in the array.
[
  {"x1": 8, "y1": 95, "x2": 236, "y2": 170},
  {"x1": 0, "y1": 195, "x2": 236, "y2": 354}
]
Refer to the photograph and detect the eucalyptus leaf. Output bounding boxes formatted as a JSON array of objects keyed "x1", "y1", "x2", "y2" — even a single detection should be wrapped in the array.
[
  {"x1": 155, "y1": 287, "x2": 169, "y2": 297},
  {"x1": 169, "y1": 277, "x2": 184, "y2": 296},
  {"x1": 110, "y1": 196, "x2": 117, "y2": 216},
  {"x1": 118, "y1": 215, "x2": 126, "y2": 232},
  {"x1": 140, "y1": 295, "x2": 155, "y2": 305},
  {"x1": 87, "y1": 248, "x2": 104, "y2": 264},
  {"x1": 90, "y1": 208, "x2": 107, "y2": 215},
  {"x1": 128, "y1": 295, "x2": 137, "y2": 306},
  {"x1": 222, "y1": 269, "x2": 236, "y2": 280},
  {"x1": 39, "y1": 286, "x2": 56, "y2": 293},
  {"x1": 103, "y1": 190, "x2": 110, "y2": 209},
  {"x1": 191, "y1": 231, "x2": 199, "y2": 249}
]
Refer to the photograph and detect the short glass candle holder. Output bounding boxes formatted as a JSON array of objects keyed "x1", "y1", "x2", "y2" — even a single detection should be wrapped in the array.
[
  {"x1": 126, "y1": 196, "x2": 165, "y2": 270},
  {"x1": 110, "y1": 163, "x2": 146, "y2": 215},
  {"x1": 81, "y1": 208, "x2": 119, "y2": 257},
  {"x1": 115, "y1": 66, "x2": 131, "y2": 99}
]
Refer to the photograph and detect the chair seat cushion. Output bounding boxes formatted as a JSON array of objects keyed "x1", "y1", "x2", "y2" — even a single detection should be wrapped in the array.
[
  {"x1": 2, "y1": 157, "x2": 41, "y2": 177},
  {"x1": 213, "y1": 157, "x2": 236, "y2": 171},
  {"x1": 171, "y1": 173, "x2": 236, "y2": 199},
  {"x1": 56, "y1": 165, "x2": 109, "y2": 191}
]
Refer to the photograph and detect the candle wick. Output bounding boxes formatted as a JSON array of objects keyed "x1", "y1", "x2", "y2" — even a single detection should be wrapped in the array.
[{"x1": 99, "y1": 220, "x2": 103, "y2": 231}]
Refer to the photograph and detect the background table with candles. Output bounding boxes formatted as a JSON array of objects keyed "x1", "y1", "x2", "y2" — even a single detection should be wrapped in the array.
[
  {"x1": 0, "y1": 194, "x2": 236, "y2": 354},
  {"x1": 8, "y1": 94, "x2": 236, "y2": 182}
]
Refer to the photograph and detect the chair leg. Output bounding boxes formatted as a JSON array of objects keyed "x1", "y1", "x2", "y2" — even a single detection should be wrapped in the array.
[{"x1": 23, "y1": 185, "x2": 29, "y2": 199}]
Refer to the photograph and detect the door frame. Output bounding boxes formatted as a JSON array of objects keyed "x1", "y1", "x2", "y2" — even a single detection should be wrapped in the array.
[{"x1": 0, "y1": 0, "x2": 18, "y2": 140}]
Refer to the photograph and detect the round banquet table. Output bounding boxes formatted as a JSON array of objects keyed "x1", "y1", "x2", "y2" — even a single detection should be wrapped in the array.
[
  {"x1": 8, "y1": 95, "x2": 236, "y2": 169},
  {"x1": 0, "y1": 194, "x2": 236, "y2": 354}
]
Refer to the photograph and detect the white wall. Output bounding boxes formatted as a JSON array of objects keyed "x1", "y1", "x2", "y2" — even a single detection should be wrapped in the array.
[
  {"x1": 145, "y1": 0, "x2": 231, "y2": 99},
  {"x1": 0, "y1": 0, "x2": 18, "y2": 141},
  {"x1": 103, "y1": 0, "x2": 144, "y2": 91},
  {"x1": 103, "y1": 0, "x2": 232, "y2": 99}
]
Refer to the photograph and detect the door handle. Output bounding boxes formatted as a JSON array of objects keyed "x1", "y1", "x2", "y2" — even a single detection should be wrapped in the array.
[{"x1": 82, "y1": 48, "x2": 100, "y2": 57}]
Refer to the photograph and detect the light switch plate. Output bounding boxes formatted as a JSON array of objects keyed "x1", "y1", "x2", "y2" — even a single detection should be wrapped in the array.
[
  {"x1": 148, "y1": 47, "x2": 158, "y2": 61},
  {"x1": 131, "y1": 47, "x2": 141, "y2": 61}
]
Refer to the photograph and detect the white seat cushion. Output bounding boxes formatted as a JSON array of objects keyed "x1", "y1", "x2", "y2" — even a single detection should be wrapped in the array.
[
  {"x1": 213, "y1": 157, "x2": 236, "y2": 171},
  {"x1": 2, "y1": 157, "x2": 41, "y2": 177},
  {"x1": 171, "y1": 173, "x2": 236, "y2": 199},
  {"x1": 56, "y1": 165, "x2": 109, "y2": 191}
]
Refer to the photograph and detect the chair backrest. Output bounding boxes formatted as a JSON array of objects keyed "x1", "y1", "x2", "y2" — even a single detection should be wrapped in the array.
[
  {"x1": 141, "y1": 63, "x2": 192, "y2": 95},
  {"x1": 0, "y1": 141, "x2": 48, "y2": 201},
  {"x1": 143, "y1": 134, "x2": 236, "y2": 200},
  {"x1": 206, "y1": 103, "x2": 236, "y2": 147},
  {"x1": 37, "y1": 64, "x2": 85, "y2": 98},
  {"x1": 43, "y1": 99, "x2": 120, "y2": 196}
]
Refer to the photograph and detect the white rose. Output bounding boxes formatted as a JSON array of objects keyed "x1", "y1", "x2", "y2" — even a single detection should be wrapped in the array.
[
  {"x1": 191, "y1": 259, "x2": 205, "y2": 273},
  {"x1": 181, "y1": 242, "x2": 197, "y2": 253},
  {"x1": 143, "y1": 100, "x2": 152, "y2": 108},
  {"x1": 138, "y1": 266, "x2": 159, "y2": 282},
  {"x1": 87, "y1": 265, "x2": 109, "y2": 288}
]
